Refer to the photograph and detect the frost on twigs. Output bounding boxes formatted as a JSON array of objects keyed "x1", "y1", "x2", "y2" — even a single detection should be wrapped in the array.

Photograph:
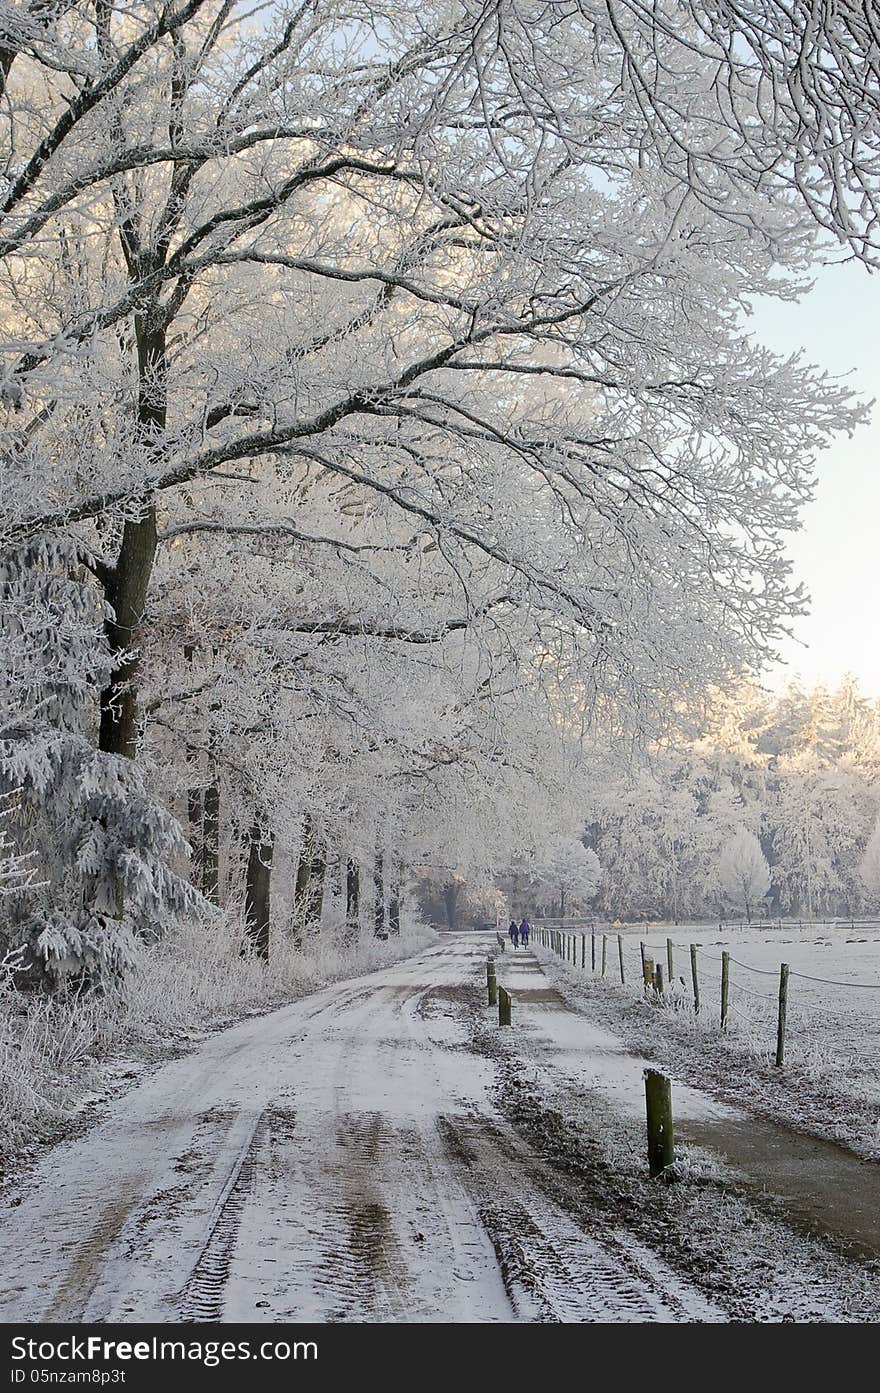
[{"x1": 0, "y1": 2, "x2": 877, "y2": 982}]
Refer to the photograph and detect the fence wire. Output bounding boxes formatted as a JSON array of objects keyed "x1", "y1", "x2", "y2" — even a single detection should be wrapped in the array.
[{"x1": 532, "y1": 922, "x2": 880, "y2": 1088}]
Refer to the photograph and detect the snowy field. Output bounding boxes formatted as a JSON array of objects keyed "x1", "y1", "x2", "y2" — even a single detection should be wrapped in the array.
[
  {"x1": 640, "y1": 923, "x2": 880, "y2": 1073},
  {"x1": 533, "y1": 921, "x2": 880, "y2": 1157}
]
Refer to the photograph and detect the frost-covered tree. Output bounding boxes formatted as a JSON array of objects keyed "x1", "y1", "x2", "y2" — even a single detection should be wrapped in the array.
[
  {"x1": 1, "y1": 1, "x2": 878, "y2": 970},
  {"x1": 717, "y1": 826, "x2": 771, "y2": 923},
  {"x1": 859, "y1": 818, "x2": 880, "y2": 905},
  {"x1": 585, "y1": 678, "x2": 880, "y2": 921},
  {"x1": 0, "y1": 794, "x2": 34, "y2": 900},
  {"x1": 2, "y1": 1, "x2": 869, "y2": 723},
  {"x1": 532, "y1": 836, "x2": 600, "y2": 918},
  {"x1": 0, "y1": 535, "x2": 197, "y2": 983}
]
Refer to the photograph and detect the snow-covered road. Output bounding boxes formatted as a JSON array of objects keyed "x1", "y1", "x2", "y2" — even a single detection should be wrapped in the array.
[{"x1": 0, "y1": 935, "x2": 722, "y2": 1323}]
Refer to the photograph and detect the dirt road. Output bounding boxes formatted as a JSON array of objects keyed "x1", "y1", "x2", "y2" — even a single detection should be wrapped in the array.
[
  {"x1": 0, "y1": 936, "x2": 726, "y2": 1323},
  {"x1": 0, "y1": 935, "x2": 875, "y2": 1323}
]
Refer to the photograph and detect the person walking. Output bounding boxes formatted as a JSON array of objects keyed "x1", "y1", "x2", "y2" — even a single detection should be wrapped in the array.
[
  {"x1": 519, "y1": 917, "x2": 530, "y2": 947},
  {"x1": 509, "y1": 919, "x2": 519, "y2": 948}
]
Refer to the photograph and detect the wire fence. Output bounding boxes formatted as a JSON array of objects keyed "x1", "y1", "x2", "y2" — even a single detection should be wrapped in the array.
[
  {"x1": 535, "y1": 916, "x2": 880, "y2": 934},
  {"x1": 530, "y1": 921, "x2": 880, "y2": 1085}
]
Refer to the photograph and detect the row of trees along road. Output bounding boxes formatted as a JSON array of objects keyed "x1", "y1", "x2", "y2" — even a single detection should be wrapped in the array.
[{"x1": 1, "y1": 2, "x2": 878, "y2": 982}]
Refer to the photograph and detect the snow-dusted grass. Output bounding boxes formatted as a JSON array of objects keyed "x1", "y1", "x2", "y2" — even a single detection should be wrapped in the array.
[
  {"x1": 0, "y1": 984, "x2": 106, "y2": 1158},
  {"x1": 116, "y1": 912, "x2": 434, "y2": 1040},
  {"x1": 533, "y1": 923, "x2": 880, "y2": 1159},
  {"x1": 0, "y1": 913, "x2": 436, "y2": 1165}
]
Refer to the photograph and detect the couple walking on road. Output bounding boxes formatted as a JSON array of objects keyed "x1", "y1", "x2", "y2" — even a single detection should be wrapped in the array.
[{"x1": 508, "y1": 918, "x2": 530, "y2": 949}]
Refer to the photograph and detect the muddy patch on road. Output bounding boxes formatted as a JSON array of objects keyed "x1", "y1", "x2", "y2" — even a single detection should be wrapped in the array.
[
  {"x1": 345, "y1": 1199, "x2": 398, "y2": 1277},
  {"x1": 417, "y1": 983, "x2": 479, "y2": 1018},
  {"x1": 47, "y1": 1197, "x2": 139, "y2": 1321}
]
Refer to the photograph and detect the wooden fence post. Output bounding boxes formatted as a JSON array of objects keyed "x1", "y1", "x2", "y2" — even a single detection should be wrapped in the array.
[
  {"x1": 654, "y1": 963, "x2": 664, "y2": 995},
  {"x1": 618, "y1": 933, "x2": 625, "y2": 985},
  {"x1": 666, "y1": 937, "x2": 674, "y2": 983},
  {"x1": 601, "y1": 934, "x2": 607, "y2": 977},
  {"x1": 498, "y1": 987, "x2": 512, "y2": 1026},
  {"x1": 639, "y1": 940, "x2": 647, "y2": 990},
  {"x1": 645, "y1": 1069, "x2": 675, "y2": 1177},
  {"x1": 720, "y1": 950, "x2": 730, "y2": 1031},
  {"x1": 591, "y1": 932, "x2": 596, "y2": 972},
  {"x1": 581, "y1": 934, "x2": 586, "y2": 969},
  {"x1": 775, "y1": 963, "x2": 789, "y2": 1067},
  {"x1": 690, "y1": 944, "x2": 700, "y2": 1015},
  {"x1": 487, "y1": 956, "x2": 497, "y2": 1007}
]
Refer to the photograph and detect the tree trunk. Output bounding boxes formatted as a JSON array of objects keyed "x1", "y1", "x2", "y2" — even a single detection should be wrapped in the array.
[
  {"x1": 345, "y1": 858, "x2": 360, "y2": 936},
  {"x1": 98, "y1": 509, "x2": 158, "y2": 757},
  {"x1": 388, "y1": 877, "x2": 401, "y2": 935},
  {"x1": 292, "y1": 814, "x2": 314, "y2": 943},
  {"x1": 187, "y1": 785, "x2": 203, "y2": 891},
  {"x1": 442, "y1": 880, "x2": 459, "y2": 929},
  {"x1": 244, "y1": 818, "x2": 272, "y2": 960},
  {"x1": 305, "y1": 839, "x2": 326, "y2": 929},
  {"x1": 98, "y1": 318, "x2": 165, "y2": 760},
  {"x1": 374, "y1": 852, "x2": 386, "y2": 937},
  {"x1": 184, "y1": 647, "x2": 204, "y2": 890},
  {"x1": 293, "y1": 815, "x2": 327, "y2": 936},
  {"x1": 202, "y1": 772, "x2": 220, "y2": 904}
]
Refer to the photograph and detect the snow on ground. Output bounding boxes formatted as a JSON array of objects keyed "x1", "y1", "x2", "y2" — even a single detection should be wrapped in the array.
[
  {"x1": 647, "y1": 923, "x2": 880, "y2": 1088},
  {"x1": 0, "y1": 919, "x2": 437, "y2": 1174},
  {"x1": 0, "y1": 939, "x2": 716, "y2": 1323},
  {"x1": 0, "y1": 933, "x2": 878, "y2": 1324}
]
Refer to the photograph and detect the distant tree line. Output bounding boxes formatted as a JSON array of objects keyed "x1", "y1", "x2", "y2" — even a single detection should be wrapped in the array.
[{"x1": 587, "y1": 678, "x2": 880, "y2": 922}]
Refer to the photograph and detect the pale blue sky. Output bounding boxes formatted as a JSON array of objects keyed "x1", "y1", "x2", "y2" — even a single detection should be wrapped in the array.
[{"x1": 748, "y1": 261, "x2": 880, "y2": 697}]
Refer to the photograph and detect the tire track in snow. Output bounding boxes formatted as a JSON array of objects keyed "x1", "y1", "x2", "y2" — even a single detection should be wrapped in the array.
[
  {"x1": 38, "y1": 1106, "x2": 259, "y2": 1321},
  {"x1": 46, "y1": 1198, "x2": 140, "y2": 1322},
  {"x1": 439, "y1": 1114, "x2": 723, "y2": 1322},
  {"x1": 305, "y1": 1112, "x2": 414, "y2": 1323},
  {"x1": 177, "y1": 1109, "x2": 269, "y2": 1322}
]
